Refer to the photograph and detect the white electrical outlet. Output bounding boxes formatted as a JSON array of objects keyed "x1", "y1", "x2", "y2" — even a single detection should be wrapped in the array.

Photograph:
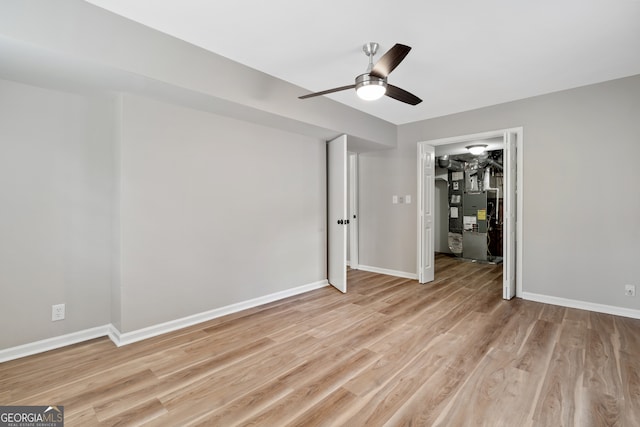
[
  {"x1": 625, "y1": 284, "x2": 636, "y2": 297},
  {"x1": 52, "y1": 304, "x2": 65, "y2": 321}
]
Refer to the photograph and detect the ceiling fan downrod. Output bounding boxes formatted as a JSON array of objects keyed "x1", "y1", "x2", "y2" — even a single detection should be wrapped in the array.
[{"x1": 363, "y1": 42, "x2": 379, "y2": 73}]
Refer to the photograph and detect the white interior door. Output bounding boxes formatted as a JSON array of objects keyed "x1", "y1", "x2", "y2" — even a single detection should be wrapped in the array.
[
  {"x1": 418, "y1": 143, "x2": 435, "y2": 283},
  {"x1": 328, "y1": 135, "x2": 347, "y2": 292},
  {"x1": 348, "y1": 153, "x2": 359, "y2": 270},
  {"x1": 503, "y1": 131, "x2": 517, "y2": 299}
]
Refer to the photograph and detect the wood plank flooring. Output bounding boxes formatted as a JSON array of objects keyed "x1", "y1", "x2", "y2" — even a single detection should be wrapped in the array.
[{"x1": 2, "y1": 253, "x2": 639, "y2": 426}]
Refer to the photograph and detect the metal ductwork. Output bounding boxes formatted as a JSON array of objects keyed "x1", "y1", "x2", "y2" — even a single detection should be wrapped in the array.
[
  {"x1": 437, "y1": 154, "x2": 503, "y2": 171},
  {"x1": 437, "y1": 155, "x2": 464, "y2": 171},
  {"x1": 485, "y1": 158, "x2": 503, "y2": 171}
]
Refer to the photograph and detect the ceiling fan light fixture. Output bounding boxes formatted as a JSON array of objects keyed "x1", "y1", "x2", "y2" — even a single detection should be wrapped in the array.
[
  {"x1": 357, "y1": 84, "x2": 386, "y2": 101},
  {"x1": 466, "y1": 144, "x2": 488, "y2": 155},
  {"x1": 355, "y1": 74, "x2": 387, "y2": 101}
]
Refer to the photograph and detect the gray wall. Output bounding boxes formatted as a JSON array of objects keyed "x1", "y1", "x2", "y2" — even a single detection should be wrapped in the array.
[
  {"x1": 0, "y1": 81, "x2": 327, "y2": 348},
  {"x1": 359, "y1": 139, "x2": 418, "y2": 272},
  {"x1": 118, "y1": 94, "x2": 326, "y2": 332},
  {"x1": 0, "y1": 79, "x2": 115, "y2": 348},
  {"x1": 359, "y1": 74, "x2": 640, "y2": 310}
]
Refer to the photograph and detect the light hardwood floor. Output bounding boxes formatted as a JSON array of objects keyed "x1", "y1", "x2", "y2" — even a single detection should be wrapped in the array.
[{"x1": 2, "y1": 253, "x2": 639, "y2": 426}]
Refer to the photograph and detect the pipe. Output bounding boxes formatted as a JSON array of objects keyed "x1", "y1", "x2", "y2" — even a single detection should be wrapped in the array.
[
  {"x1": 437, "y1": 155, "x2": 464, "y2": 171},
  {"x1": 484, "y1": 158, "x2": 503, "y2": 171}
]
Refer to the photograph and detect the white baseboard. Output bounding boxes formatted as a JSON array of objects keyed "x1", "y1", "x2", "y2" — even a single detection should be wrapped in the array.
[
  {"x1": 521, "y1": 292, "x2": 640, "y2": 320},
  {"x1": 3, "y1": 284, "x2": 637, "y2": 363},
  {"x1": 110, "y1": 279, "x2": 329, "y2": 347},
  {"x1": 357, "y1": 265, "x2": 418, "y2": 280},
  {"x1": 0, "y1": 325, "x2": 112, "y2": 363},
  {"x1": 0, "y1": 280, "x2": 329, "y2": 362}
]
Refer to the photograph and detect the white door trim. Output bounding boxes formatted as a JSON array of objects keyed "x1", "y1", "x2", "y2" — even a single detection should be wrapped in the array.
[
  {"x1": 348, "y1": 152, "x2": 359, "y2": 270},
  {"x1": 417, "y1": 127, "x2": 524, "y2": 297},
  {"x1": 503, "y1": 130, "x2": 518, "y2": 299}
]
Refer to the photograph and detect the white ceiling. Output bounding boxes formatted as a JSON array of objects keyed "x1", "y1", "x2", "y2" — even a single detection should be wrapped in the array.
[{"x1": 86, "y1": 0, "x2": 640, "y2": 125}]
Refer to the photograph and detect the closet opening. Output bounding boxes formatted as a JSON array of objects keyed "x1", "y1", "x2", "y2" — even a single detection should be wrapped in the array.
[{"x1": 436, "y1": 145, "x2": 504, "y2": 264}]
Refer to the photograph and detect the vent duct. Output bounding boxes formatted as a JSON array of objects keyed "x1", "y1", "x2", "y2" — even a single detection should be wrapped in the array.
[
  {"x1": 437, "y1": 155, "x2": 464, "y2": 171},
  {"x1": 437, "y1": 154, "x2": 503, "y2": 171}
]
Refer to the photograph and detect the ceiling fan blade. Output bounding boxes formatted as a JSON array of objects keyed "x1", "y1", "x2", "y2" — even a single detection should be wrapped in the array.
[
  {"x1": 299, "y1": 84, "x2": 356, "y2": 99},
  {"x1": 385, "y1": 84, "x2": 422, "y2": 105},
  {"x1": 370, "y1": 44, "x2": 411, "y2": 79}
]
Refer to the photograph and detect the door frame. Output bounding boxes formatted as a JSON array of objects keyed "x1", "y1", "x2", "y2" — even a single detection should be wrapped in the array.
[
  {"x1": 348, "y1": 152, "x2": 359, "y2": 270},
  {"x1": 417, "y1": 127, "x2": 524, "y2": 297}
]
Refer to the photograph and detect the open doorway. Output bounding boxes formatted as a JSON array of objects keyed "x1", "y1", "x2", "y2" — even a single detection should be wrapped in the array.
[
  {"x1": 437, "y1": 140, "x2": 504, "y2": 263},
  {"x1": 417, "y1": 128, "x2": 523, "y2": 299}
]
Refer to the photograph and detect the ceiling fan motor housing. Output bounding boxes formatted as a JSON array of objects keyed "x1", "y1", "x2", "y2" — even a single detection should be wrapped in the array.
[{"x1": 355, "y1": 73, "x2": 387, "y2": 100}]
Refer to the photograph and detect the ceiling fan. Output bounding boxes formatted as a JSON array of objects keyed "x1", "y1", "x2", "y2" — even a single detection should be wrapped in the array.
[{"x1": 299, "y1": 42, "x2": 422, "y2": 105}]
